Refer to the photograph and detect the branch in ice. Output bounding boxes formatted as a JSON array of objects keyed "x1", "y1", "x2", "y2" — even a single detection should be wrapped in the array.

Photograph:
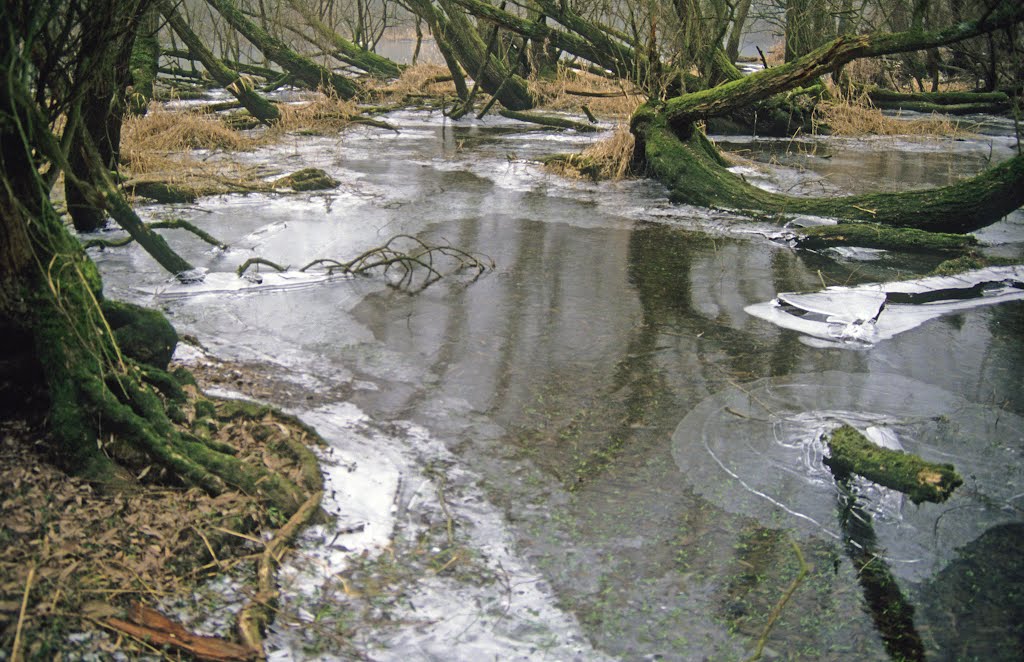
[{"x1": 235, "y1": 235, "x2": 494, "y2": 292}]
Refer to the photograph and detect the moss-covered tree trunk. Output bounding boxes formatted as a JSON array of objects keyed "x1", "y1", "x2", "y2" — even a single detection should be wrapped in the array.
[
  {"x1": 128, "y1": 4, "x2": 161, "y2": 114},
  {"x1": 157, "y1": 0, "x2": 281, "y2": 124},
  {"x1": 65, "y1": 2, "x2": 143, "y2": 232},
  {"x1": 633, "y1": 106, "x2": 1024, "y2": 232},
  {"x1": 1, "y1": 0, "x2": 305, "y2": 516},
  {"x1": 632, "y1": 1, "x2": 1024, "y2": 232},
  {"x1": 431, "y1": 0, "x2": 535, "y2": 110},
  {"x1": 205, "y1": 0, "x2": 360, "y2": 99},
  {"x1": 283, "y1": 0, "x2": 401, "y2": 78}
]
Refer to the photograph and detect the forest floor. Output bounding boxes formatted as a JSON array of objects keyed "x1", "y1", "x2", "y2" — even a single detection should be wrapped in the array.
[{"x1": 0, "y1": 353, "x2": 312, "y2": 660}]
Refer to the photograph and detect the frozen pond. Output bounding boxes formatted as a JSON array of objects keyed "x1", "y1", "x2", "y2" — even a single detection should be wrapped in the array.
[{"x1": 94, "y1": 110, "x2": 1024, "y2": 660}]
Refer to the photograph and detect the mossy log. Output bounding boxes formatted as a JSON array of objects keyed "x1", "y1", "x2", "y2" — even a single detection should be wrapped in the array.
[
  {"x1": 271, "y1": 167, "x2": 340, "y2": 191},
  {"x1": 157, "y1": 0, "x2": 280, "y2": 124},
  {"x1": 871, "y1": 100, "x2": 1010, "y2": 115},
  {"x1": 795, "y1": 224, "x2": 978, "y2": 253},
  {"x1": 205, "y1": 0, "x2": 360, "y2": 99},
  {"x1": 825, "y1": 425, "x2": 962, "y2": 504},
  {"x1": 862, "y1": 85, "x2": 1013, "y2": 115},
  {"x1": 125, "y1": 167, "x2": 339, "y2": 203},
  {"x1": 163, "y1": 48, "x2": 283, "y2": 81},
  {"x1": 632, "y1": 106, "x2": 1024, "y2": 233},
  {"x1": 498, "y1": 109, "x2": 600, "y2": 132}
]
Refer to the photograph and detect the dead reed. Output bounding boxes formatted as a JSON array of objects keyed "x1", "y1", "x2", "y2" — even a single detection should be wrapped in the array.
[
  {"x1": 813, "y1": 88, "x2": 971, "y2": 138},
  {"x1": 530, "y1": 66, "x2": 646, "y2": 119}
]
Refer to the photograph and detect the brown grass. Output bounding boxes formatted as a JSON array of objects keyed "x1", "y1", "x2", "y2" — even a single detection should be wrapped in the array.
[
  {"x1": 365, "y1": 63, "x2": 457, "y2": 103},
  {"x1": 813, "y1": 88, "x2": 972, "y2": 137},
  {"x1": 545, "y1": 122, "x2": 636, "y2": 181},
  {"x1": 270, "y1": 92, "x2": 360, "y2": 135},
  {"x1": 530, "y1": 66, "x2": 646, "y2": 119}
]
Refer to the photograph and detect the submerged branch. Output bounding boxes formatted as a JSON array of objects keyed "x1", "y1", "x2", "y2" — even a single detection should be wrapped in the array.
[
  {"x1": 84, "y1": 219, "x2": 228, "y2": 251},
  {"x1": 235, "y1": 235, "x2": 494, "y2": 292}
]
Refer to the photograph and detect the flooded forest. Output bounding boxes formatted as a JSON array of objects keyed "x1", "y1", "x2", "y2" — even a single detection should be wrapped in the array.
[{"x1": 2, "y1": 0, "x2": 1023, "y2": 660}]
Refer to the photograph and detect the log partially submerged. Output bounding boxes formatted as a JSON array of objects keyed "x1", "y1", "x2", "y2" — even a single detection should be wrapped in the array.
[
  {"x1": 633, "y1": 106, "x2": 1024, "y2": 233},
  {"x1": 824, "y1": 425, "x2": 962, "y2": 504}
]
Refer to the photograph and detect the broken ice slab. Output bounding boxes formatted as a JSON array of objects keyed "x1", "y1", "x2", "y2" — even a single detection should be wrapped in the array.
[
  {"x1": 136, "y1": 269, "x2": 352, "y2": 299},
  {"x1": 746, "y1": 265, "x2": 1024, "y2": 347}
]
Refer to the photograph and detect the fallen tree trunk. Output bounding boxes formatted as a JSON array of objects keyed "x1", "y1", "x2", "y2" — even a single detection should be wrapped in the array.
[
  {"x1": 158, "y1": 0, "x2": 281, "y2": 124},
  {"x1": 661, "y1": 1, "x2": 1024, "y2": 130},
  {"x1": 862, "y1": 87, "x2": 1012, "y2": 115},
  {"x1": 794, "y1": 224, "x2": 979, "y2": 253},
  {"x1": 825, "y1": 425, "x2": 962, "y2": 504},
  {"x1": 205, "y1": 0, "x2": 360, "y2": 99},
  {"x1": 633, "y1": 104, "x2": 1024, "y2": 233}
]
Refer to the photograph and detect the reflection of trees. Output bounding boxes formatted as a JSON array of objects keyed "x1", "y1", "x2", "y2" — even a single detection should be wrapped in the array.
[
  {"x1": 543, "y1": 222, "x2": 817, "y2": 488},
  {"x1": 835, "y1": 481, "x2": 926, "y2": 661},
  {"x1": 922, "y1": 522, "x2": 1024, "y2": 661}
]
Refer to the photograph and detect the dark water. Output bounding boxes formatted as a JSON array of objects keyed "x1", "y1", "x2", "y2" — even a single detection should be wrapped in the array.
[{"x1": 97, "y1": 112, "x2": 1024, "y2": 660}]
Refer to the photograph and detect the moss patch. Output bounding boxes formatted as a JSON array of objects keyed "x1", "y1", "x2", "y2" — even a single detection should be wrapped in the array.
[
  {"x1": 825, "y1": 425, "x2": 962, "y2": 504},
  {"x1": 101, "y1": 299, "x2": 178, "y2": 370}
]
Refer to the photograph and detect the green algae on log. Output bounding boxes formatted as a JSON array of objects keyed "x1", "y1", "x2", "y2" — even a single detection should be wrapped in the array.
[{"x1": 825, "y1": 425, "x2": 963, "y2": 504}]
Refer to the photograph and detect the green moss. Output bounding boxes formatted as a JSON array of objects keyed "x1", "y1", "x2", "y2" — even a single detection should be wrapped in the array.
[
  {"x1": 929, "y1": 254, "x2": 1018, "y2": 276},
  {"x1": 100, "y1": 300, "x2": 178, "y2": 369},
  {"x1": 798, "y1": 223, "x2": 977, "y2": 253},
  {"x1": 272, "y1": 167, "x2": 340, "y2": 192},
  {"x1": 633, "y1": 105, "x2": 1024, "y2": 233},
  {"x1": 825, "y1": 425, "x2": 962, "y2": 504}
]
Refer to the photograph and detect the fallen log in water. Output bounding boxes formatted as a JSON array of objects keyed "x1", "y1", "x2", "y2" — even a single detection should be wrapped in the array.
[{"x1": 824, "y1": 425, "x2": 962, "y2": 504}]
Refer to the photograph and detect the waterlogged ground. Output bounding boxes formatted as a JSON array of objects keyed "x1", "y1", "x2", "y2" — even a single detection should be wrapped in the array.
[{"x1": 94, "y1": 110, "x2": 1024, "y2": 660}]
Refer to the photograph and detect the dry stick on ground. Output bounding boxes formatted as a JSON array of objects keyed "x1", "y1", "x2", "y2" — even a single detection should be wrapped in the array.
[
  {"x1": 11, "y1": 565, "x2": 36, "y2": 662},
  {"x1": 238, "y1": 490, "x2": 324, "y2": 654}
]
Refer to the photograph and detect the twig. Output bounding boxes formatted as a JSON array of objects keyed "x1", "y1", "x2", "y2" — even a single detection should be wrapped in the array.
[
  {"x1": 747, "y1": 538, "x2": 810, "y2": 662},
  {"x1": 238, "y1": 490, "x2": 323, "y2": 654},
  {"x1": 11, "y1": 564, "x2": 36, "y2": 662}
]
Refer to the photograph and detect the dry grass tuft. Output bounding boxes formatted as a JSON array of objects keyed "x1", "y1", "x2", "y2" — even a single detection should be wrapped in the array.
[
  {"x1": 813, "y1": 89, "x2": 971, "y2": 137},
  {"x1": 531, "y1": 66, "x2": 646, "y2": 119},
  {"x1": 546, "y1": 122, "x2": 636, "y2": 181},
  {"x1": 122, "y1": 106, "x2": 252, "y2": 155},
  {"x1": 271, "y1": 92, "x2": 360, "y2": 135},
  {"x1": 366, "y1": 63, "x2": 457, "y2": 103}
]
